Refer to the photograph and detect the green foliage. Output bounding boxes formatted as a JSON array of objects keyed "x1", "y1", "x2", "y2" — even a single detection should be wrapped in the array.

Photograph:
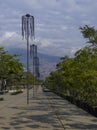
[
  {"x1": 22, "y1": 71, "x2": 35, "y2": 85},
  {"x1": 0, "y1": 47, "x2": 24, "y2": 90},
  {"x1": 0, "y1": 47, "x2": 37, "y2": 91},
  {"x1": 45, "y1": 25, "x2": 97, "y2": 107},
  {"x1": 80, "y1": 25, "x2": 97, "y2": 46}
]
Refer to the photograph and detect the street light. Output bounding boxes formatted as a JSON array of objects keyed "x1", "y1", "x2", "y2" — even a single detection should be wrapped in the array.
[{"x1": 22, "y1": 14, "x2": 35, "y2": 104}]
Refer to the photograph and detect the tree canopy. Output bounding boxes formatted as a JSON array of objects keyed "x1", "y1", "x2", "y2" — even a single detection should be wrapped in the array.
[
  {"x1": 45, "y1": 25, "x2": 97, "y2": 107},
  {"x1": 0, "y1": 47, "x2": 25, "y2": 89},
  {"x1": 80, "y1": 25, "x2": 97, "y2": 46}
]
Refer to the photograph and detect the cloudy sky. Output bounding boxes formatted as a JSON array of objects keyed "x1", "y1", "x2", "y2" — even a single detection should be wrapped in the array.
[{"x1": 0, "y1": 0, "x2": 97, "y2": 56}]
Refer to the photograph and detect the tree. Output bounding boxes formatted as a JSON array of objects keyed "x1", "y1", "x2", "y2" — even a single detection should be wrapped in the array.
[
  {"x1": 80, "y1": 25, "x2": 97, "y2": 46},
  {"x1": 0, "y1": 47, "x2": 24, "y2": 90},
  {"x1": 45, "y1": 25, "x2": 97, "y2": 107}
]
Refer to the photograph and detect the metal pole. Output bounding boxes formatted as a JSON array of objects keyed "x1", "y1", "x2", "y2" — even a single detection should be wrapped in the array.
[{"x1": 27, "y1": 18, "x2": 29, "y2": 104}]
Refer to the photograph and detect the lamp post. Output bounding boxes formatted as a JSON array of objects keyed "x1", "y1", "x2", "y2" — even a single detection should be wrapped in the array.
[{"x1": 22, "y1": 14, "x2": 35, "y2": 104}]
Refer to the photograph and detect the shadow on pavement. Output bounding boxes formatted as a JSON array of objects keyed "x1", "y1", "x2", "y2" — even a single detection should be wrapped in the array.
[{"x1": 0, "y1": 88, "x2": 97, "y2": 130}]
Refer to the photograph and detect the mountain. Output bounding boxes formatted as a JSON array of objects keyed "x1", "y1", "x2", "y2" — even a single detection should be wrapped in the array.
[{"x1": 7, "y1": 48, "x2": 60, "y2": 79}]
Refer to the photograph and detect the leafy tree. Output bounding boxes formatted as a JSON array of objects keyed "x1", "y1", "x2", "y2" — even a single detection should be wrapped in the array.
[
  {"x1": 45, "y1": 25, "x2": 97, "y2": 107},
  {"x1": 0, "y1": 47, "x2": 24, "y2": 90},
  {"x1": 80, "y1": 25, "x2": 97, "y2": 46},
  {"x1": 22, "y1": 71, "x2": 35, "y2": 86}
]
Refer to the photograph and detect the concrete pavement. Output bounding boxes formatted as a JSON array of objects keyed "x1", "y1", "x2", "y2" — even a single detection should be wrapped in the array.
[{"x1": 0, "y1": 86, "x2": 97, "y2": 130}]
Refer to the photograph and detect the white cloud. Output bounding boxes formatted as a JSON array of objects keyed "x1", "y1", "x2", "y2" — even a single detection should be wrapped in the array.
[
  {"x1": 0, "y1": 0, "x2": 96, "y2": 56},
  {"x1": 0, "y1": 31, "x2": 26, "y2": 48}
]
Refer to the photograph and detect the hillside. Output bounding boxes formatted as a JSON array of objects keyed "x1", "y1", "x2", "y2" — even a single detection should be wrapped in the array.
[{"x1": 7, "y1": 48, "x2": 60, "y2": 79}]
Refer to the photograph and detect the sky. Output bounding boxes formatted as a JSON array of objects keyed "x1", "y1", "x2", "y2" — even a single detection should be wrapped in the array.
[{"x1": 0, "y1": 0, "x2": 97, "y2": 56}]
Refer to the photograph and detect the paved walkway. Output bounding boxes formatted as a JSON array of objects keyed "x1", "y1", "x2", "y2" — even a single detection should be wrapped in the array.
[{"x1": 0, "y1": 86, "x2": 97, "y2": 130}]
